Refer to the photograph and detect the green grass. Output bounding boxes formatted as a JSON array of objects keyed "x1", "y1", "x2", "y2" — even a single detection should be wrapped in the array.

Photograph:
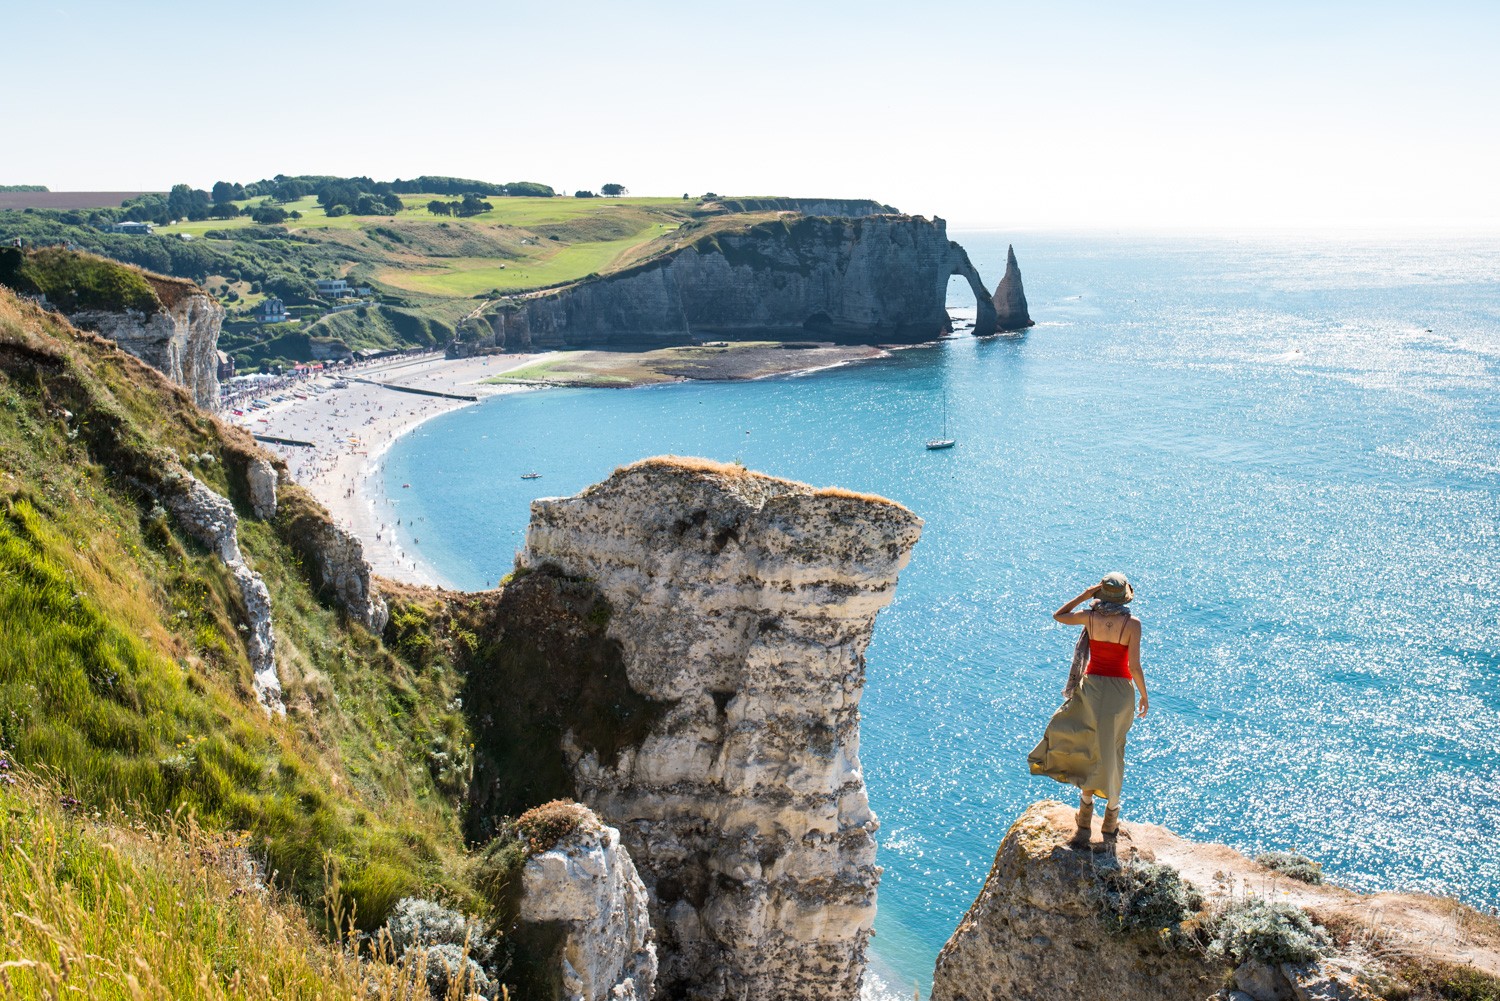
[
  {"x1": 0, "y1": 246, "x2": 162, "y2": 313},
  {"x1": 154, "y1": 196, "x2": 697, "y2": 300},
  {"x1": 156, "y1": 195, "x2": 699, "y2": 239},
  {"x1": 383, "y1": 230, "x2": 669, "y2": 296},
  {"x1": 0, "y1": 290, "x2": 479, "y2": 929}
]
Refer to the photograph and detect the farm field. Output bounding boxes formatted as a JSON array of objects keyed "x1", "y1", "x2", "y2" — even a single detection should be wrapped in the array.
[
  {"x1": 155, "y1": 195, "x2": 698, "y2": 237},
  {"x1": 154, "y1": 195, "x2": 700, "y2": 299},
  {"x1": 379, "y1": 229, "x2": 676, "y2": 296}
]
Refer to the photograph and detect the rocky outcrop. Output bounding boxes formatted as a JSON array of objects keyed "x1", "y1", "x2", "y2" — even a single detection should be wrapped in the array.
[
  {"x1": 160, "y1": 471, "x2": 282, "y2": 714},
  {"x1": 930, "y1": 803, "x2": 1222, "y2": 1001},
  {"x1": 517, "y1": 457, "x2": 923, "y2": 1001},
  {"x1": 990, "y1": 244, "x2": 1034, "y2": 332},
  {"x1": 70, "y1": 276, "x2": 223, "y2": 409},
  {"x1": 489, "y1": 215, "x2": 998, "y2": 347},
  {"x1": 520, "y1": 807, "x2": 657, "y2": 1001},
  {"x1": 930, "y1": 802, "x2": 1500, "y2": 1001},
  {"x1": 246, "y1": 457, "x2": 278, "y2": 520},
  {"x1": 280, "y1": 485, "x2": 390, "y2": 634}
]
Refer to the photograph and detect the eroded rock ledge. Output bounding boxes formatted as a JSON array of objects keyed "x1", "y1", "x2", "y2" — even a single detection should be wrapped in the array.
[
  {"x1": 930, "y1": 802, "x2": 1500, "y2": 1001},
  {"x1": 514, "y1": 457, "x2": 923, "y2": 1001}
]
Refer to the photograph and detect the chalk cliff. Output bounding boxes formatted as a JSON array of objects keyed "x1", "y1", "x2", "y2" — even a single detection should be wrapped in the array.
[
  {"x1": 930, "y1": 802, "x2": 1500, "y2": 1001},
  {"x1": 68, "y1": 274, "x2": 223, "y2": 410},
  {"x1": 990, "y1": 244, "x2": 1034, "y2": 331},
  {"x1": 515, "y1": 457, "x2": 923, "y2": 1001},
  {"x1": 279, "y1": 484, "x2": 390, "y2": 634},
  {"x1": 0, "y1": 249, "x2": 224, "y2": 410},
  {"x1": 486, "y1": 215, "x2": 998, "y2": 347}
]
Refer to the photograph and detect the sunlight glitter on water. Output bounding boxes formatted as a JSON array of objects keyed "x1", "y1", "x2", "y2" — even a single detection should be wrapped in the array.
[{"x1": 385, "y1": 232, "x2": 1500, "y2": 991}]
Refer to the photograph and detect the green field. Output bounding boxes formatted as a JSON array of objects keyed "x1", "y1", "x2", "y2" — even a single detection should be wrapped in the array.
[
  {"x1": 382, "y1": 228, "x2": 676, "y2": 296},
  {"x1": 155, "y1": 195, "x2": 699, "y2": 238},
  {"x1": 154, "y1": 195, "x2": 698, "y2": 300}
]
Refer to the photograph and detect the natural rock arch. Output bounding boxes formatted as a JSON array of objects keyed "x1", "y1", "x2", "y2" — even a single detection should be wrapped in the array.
[{"x1": 949, "y1": 242, "x2": 999, "y2": 336}]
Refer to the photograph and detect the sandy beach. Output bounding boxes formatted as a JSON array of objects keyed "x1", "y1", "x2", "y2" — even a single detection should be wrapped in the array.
[
  {"x1": 238, "y1": 341, "x2": 906, "y2": 591},
  {"x1": 233, "y1": 351, "x2": 551, "y2": 588}
]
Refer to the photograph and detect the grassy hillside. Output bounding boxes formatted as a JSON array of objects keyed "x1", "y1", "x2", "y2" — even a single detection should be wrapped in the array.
[
  {"x1": 225, "y1": 305, "x2": 456, "y2": 370},
  {"x1": 0, "y1": 193, "x2": 855, "y2": 366},
  {"x1": 0, "y1": 288, "x2": 480, "y2": 932},
  {"x1": 0, "y1": 771, "x2": 481, "y2": 999}
]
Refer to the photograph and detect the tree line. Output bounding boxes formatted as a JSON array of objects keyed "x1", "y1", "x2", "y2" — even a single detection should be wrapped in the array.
[{"x1": 57, "y1": 176, "x2": 558, "y2": 227}]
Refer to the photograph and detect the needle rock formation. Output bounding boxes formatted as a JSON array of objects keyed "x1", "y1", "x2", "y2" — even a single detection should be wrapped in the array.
[{"x1": 991, "y1": 244, "x2": 1034, "y2": 331}]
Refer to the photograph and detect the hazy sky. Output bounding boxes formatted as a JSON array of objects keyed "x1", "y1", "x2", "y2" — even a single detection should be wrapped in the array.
[{"x1": 8, "y1": 0, "x2": 1499, "y2": 230}]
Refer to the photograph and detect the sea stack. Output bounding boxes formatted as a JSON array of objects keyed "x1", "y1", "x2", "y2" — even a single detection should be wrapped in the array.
[{"x1": 991, "y1": 244, "x2": 1035, "y2": 331}]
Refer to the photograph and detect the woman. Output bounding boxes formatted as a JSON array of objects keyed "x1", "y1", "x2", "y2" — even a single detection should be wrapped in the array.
[{"x1": 1027, "y1": 572, "x2": 1148, "y2": 846}]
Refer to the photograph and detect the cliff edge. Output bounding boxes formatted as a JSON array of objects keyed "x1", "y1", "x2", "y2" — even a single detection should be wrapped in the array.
[
  {"x1": 0, "y1": 246, "x2": 223, "y2": 409},
  {"x1": 486, "y1": 214, "x2": 999, "y2": 347},
  {"x1": 516, "y1": 456, "x2": 924, "y2": 1001},
  {"x1": 931, "y1": 802, "x2": 1500, "y2": 1001}
]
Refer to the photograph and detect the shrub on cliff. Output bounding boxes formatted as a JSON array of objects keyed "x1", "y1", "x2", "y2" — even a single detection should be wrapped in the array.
[
  {"x1": 1092, "y1": 859, "x2": 1205, "y2": 937},
  {"x1": 1256, "y1": 850, "x2": 1324, "y2": 884},
  {"x1": 1209, "y1": 896, "x2": 1327, "y2": 966},
  {"x1": 381, "y1": 896, "x2": 497, "y2": 964}
]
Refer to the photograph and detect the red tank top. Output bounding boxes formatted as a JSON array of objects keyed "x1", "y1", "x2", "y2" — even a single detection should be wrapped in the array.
[{"x1": 1085, "y1": 639, "x2": 1132, "y2": 679}]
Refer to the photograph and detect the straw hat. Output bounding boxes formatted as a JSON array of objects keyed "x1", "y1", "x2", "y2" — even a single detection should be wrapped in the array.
[{"x1": 1098, "y1": 572, "x2": 1134, "y2": 603}]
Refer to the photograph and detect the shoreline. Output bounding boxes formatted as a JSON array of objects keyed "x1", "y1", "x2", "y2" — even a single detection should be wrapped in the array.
[
  {"x1": 239, "y1": 343, "x2": 903, "y2": 590},
  {"x1": 236, "y1": 351, "x2": 554, "y2": 589}
]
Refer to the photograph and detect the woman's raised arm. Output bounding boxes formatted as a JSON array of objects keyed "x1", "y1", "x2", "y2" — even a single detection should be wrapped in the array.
[{"x1": 1053, "y1": 585, "x2": 1101, "y2": 625}]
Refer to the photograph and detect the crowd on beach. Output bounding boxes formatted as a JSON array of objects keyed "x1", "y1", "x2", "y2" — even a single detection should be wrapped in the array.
[
  {"x1": 217, "y1": 349, "x2": 443, "y2": 412},
  {"x1": 240, "y1": 352, "x2": 509, "y2": 587}
]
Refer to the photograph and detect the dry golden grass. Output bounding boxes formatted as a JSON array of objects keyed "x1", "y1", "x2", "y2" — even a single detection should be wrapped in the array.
[
  {"x1": 0, "y1": 771, "x2": 493, "y2": 1000},
  {"x1": 623, "y1": 455, "x2": 908, "y2": 510}
]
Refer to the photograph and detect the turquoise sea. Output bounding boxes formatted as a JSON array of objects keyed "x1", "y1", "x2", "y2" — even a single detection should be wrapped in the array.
[{"x1": 384, "y1": 232, "x2": 1500, "y2": 990}]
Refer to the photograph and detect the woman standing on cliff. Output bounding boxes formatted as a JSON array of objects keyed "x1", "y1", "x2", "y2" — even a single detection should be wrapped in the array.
[{"x1": 1027, "y1": 572, "x2": 1148, "y2": 847}]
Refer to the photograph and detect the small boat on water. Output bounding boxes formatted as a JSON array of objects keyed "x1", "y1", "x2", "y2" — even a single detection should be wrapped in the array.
[
  {"x1": 925, "y1": 391, "x2": 956, "y2": 450},
  {"x1": 520, "y1": 472, "x2": 542, "y2": 480}
]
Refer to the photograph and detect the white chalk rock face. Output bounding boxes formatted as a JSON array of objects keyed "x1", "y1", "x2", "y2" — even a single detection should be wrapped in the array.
[
  {"x1": 71, "y1": 288, "x2": 223, "y2": 410},
  {"x1": 521, "y1": 457, "x2": 923, "y2": 1001},
  {"x1": 246, "y1": 457, "x2": 279, "y2": 521},
  {"x1": 163, "y1": 471, "x2": 282, "y2": 714},
  {"x1": 521, "y1": 812, "x2": 657, "y2": 1001},
  {"x1": 498, "y1": 214, "x2": 1000, "y2": 345}
]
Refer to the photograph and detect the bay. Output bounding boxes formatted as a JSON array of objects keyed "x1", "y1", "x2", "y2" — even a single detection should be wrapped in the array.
[{"x1": 383, "y1": 231, "x2": 1500, "y2": 990}]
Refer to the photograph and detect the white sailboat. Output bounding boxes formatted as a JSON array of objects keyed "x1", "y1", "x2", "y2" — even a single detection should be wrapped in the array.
[{"x1": 926, "y1": 392, "x2": 956, "y2": 450}]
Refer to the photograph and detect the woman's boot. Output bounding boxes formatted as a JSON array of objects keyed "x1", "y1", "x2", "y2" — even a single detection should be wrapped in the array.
[
  {"x1": 1095, "y1": 806, "x2": 1121, "y2": 855},
  {"x1": 1070, "y1": 799, "x2": 1093, "y2": 847},
  {"x1": 1101, "y1": 805, "x2": 1120, "y2": 836}
]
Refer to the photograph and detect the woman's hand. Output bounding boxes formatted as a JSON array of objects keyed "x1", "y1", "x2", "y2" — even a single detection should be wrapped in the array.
[
  {"x1": 1136, "y1": 695, "x2": 1149, "y2": 719},
  {"x1": 1082, "y1": 584, "x2": 1102, "y2": 599}
]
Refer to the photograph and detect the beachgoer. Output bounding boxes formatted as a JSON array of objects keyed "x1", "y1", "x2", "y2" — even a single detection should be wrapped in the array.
[{"x1": 1027, "y1": 572, "x2": 1148, "y2": 848}]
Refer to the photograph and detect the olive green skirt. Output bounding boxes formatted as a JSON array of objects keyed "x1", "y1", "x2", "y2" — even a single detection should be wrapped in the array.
[{"x1": 1027, "y1": 675, "x2": 1135, "y2": 803}]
